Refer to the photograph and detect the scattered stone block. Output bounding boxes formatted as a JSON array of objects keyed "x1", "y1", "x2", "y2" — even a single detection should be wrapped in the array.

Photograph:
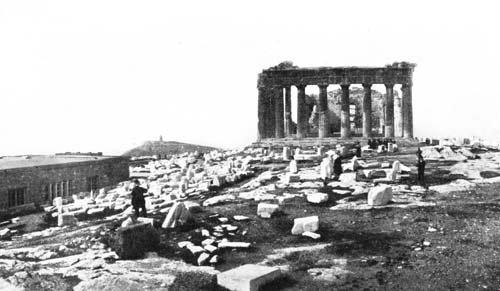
[
  {"x1": 204, "y1": 244, "x2": 218, "y2": 253},
  {"x1": 233, "y1": 215, "x2": 250, "y2": 221},
  {"x1": 121, "y1": 217, "x2": 136, "y2": 228},
  {"x1": 289, "y1": 160, "x2": 298, "y2": 174},
  {"x1": 218, "y1": 241, "x2": 251, "y2": 248},
  {"x1": 291, "y1": 216, "x2": 319, "y2": 235},
  {"x1": 217, "y1": 264, "x2": 281, "y2": 291},
  {"x1": 210, "y1": 255, "x2": 219, "y2": 264},
  {"x1": 339, "y1": 172, "x2": 357, "y2": 184},
  {"x1": 111, "y1": 223, "x2": 160, "y2": 260},
  {"x1": 302, "y1": 231, "x2": 321, "y2": 239},
  {"x1": 87, "y1": 207, "x2": 106, "y2": 215},
  {"x1": 368, "y1": 185, "x2": 393, "y2": 206},
  {"x1": 0, "y1": 228, "x2": 11, "y2": 239},
  {"x1": 178, "y1": 241, "x2": 193, "y2": 248},
  {"x1": 162, "y1": 202, "x2": 191, "y2": 228},
  {"x1": 197, "y1": 252, "x2": 211, "y2": 266},
  {"x1": 203, "y1": 194, "x2": 236, "y2": 206},
  {"x1": 332, "y1": 189, "x2": 352, "y2": 195},
  {"x1": 257, "y1": 203, "x2": 280, "y2": 218},
  {"x1": 137, "y1": 217, "x2": 154, "y2": 226},
  {"x1": 202, "y1": 238, "x2": 215, "y2": 246},
  {"x1": 212, "y1": 175, "x2": 226, "y2": 187},
  {"x1": 58, "y1": 213, "x2": 77, "y2": 227},
  {"x1": 306, "y1": 192, "x2": 329, "y2": 204},
  {"x1": 187, "y1": 244, "x2": 205, "y2": 255},
  {"x1": 184, "y1": 201, "x2": 201, "y2": 213}
]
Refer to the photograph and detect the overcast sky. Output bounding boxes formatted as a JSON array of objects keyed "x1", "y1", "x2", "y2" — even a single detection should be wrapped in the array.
[{"x1": 1, "y1": 1, "x2": 499, "y2": 156}]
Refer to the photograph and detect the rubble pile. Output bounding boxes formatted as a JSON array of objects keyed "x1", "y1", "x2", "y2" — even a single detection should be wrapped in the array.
[{"x1": 2, "y1": 139, "x2": 500, "y2": 289}]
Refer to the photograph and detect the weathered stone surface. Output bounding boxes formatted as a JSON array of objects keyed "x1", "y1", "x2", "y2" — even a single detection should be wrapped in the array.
[
  {"x1": 306, "y1": 192, "x2": 329, "y2": 204},
  {"x1": 257, "y1": 203, "x2": 280, "y2": 218},
  {"x1": 291, "y1": 216, "x2": 319, "y2": 235},
  {"x1": 217, "y1": 264, "x2": 281, "y2": 291},
  {"x1": 162, "y1": 202, "x2": 191, "y2": 228},
  {"x1": 111, "y1": 223, "x2": 160, "y2": 260},
  {"x1": 367, "y1": 185, "x2": 393, "y2": 206}
]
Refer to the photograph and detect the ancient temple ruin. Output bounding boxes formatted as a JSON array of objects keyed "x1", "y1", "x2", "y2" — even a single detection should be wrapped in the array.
[{"x1": 257, "y1": 62, "x2": 416, "y2": 142}]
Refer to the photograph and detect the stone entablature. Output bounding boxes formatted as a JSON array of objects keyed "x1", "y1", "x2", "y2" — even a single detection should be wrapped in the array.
[{"x1": 257, "y1": 62, "x2": 416, "y2": 140}]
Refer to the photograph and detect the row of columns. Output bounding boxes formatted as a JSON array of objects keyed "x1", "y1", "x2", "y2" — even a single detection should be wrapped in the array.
[{"x1": 259, "y1": 83, "x2": 413, "y2": 139}]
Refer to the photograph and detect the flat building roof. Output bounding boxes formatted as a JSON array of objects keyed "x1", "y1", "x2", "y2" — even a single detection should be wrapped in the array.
[{"x1": 0, "y1": 155, "x2": 124, "y2": 171}]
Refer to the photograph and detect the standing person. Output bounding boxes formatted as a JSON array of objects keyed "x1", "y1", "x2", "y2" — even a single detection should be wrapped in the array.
[
  {"x1": 355, "y1": 142, "x2": 362, "y2": 158},
  {"x1": 333, "y1": 152, "x2": 343, "y2": 181},
  {"x1": 131, "y1": 179, "x2": 148, "y2": 217},
  {"x1": 416, "y1": 148, "x2": 426, "y2": 186},
  {"x1": 289, "y1": 155, "x2": 298, "y2": 174}
]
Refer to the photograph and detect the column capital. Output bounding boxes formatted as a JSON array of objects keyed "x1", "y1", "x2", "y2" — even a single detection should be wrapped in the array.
[
  {"x1": 384, "y1": 83, "x2": 395, "y2": 89},
  {"x1": 296, "y1": 84, "x2": 307, "y2": 90},
  {"x1": 317, "y1": 83, "x2": 329, "y2": 89},
  {"x1": 340, "y1": 84, "x2": 350, "y2": 89},
  {"x1": 362, "y1": 83, "x2": 372, "y2": 89}
]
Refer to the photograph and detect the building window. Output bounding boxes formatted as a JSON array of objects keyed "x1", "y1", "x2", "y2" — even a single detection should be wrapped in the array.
[
  {"x1": 8, "y1": 188, "x2": 26, "y2": 207},
  {"x1": 87, "y1": 176, "x2": 99, "y2": 192},
  {"x1": 43, "y1": 185, "x2": 49, "y2": 201}
]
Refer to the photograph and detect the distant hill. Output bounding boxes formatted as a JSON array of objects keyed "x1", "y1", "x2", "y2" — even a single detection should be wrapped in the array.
[{"x1": 122, "y1": 140, "x2": 219, "y2": 157}]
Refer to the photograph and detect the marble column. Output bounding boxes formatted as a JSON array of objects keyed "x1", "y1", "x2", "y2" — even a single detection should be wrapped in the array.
[
  {"x1": 296, "y1": 84, "x2": 308, "y2": 138},
  {"x1": 318, "y1": 84, "x2": 329, "y2": 138},
  {"x1": 284, "y1": 86, "x2": 293, "y2": 137},
  {"x1": 274, "y1": 87, "x2": 284, "y2": 138},
  {"x1": 340, "y1": 84, "x2": 350, "y2": 138},
  {"x1": 362, "y1": 83, "x2": 372, "y2": 138},
  {"x1": 257, "y1": 87, "x2": 266, "y2": 140},
  {"x1": 394, "y1": 92, "x2": 403, "y2": 137},
  {"x1": 384, "y1": 83, "x2": 395, "y2": 138},
  {"x1": 267, "y1": 88, "x2": 276, "y2": 138},
  {"x1": 402, "y1": 83, "x2": 413, "y2": 138}
]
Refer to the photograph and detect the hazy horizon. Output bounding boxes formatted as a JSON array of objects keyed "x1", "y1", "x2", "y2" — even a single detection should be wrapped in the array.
[{"x1": 1, "y1": 1, "x2": 499, "y2": 156}]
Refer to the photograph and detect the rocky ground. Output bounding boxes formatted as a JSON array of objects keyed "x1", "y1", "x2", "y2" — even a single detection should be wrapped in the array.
[{"x1": 2, "y1": 144, "x2": 500, "y2": 290}]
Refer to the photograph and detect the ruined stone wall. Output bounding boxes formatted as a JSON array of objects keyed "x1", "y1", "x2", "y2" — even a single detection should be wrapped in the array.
[{"x1": 0, "y1": 157, "x2": 130, "y2": 209}]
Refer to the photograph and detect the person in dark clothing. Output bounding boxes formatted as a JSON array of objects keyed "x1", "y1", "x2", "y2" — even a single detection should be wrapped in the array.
[
  {"x1": 355, "y1": 142, "x2": 362, "y2": 158},
  {"x1": 333, "y1": 153, "x2": 343, "y2": 180},
  {"x1": 416, "y1": 148, "x2": 426, "y2": 186},
  {"x1": 131, "y1": 179, "x2": 148, "y2": 217}
]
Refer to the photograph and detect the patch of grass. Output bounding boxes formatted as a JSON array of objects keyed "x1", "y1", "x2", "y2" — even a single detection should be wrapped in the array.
[{"x1": 284, "y1": 251, "x2": 321, "y2": 271}]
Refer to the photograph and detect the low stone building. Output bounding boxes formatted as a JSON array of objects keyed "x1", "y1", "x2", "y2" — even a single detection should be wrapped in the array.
[{"x1": 0, "y1": 153, "x2": 129, "y2": 211}]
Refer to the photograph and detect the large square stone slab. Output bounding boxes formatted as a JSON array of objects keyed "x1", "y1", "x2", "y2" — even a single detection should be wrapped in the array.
[{"x1": 217, "y1": 264, "x2": 281, "y2": 291}]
